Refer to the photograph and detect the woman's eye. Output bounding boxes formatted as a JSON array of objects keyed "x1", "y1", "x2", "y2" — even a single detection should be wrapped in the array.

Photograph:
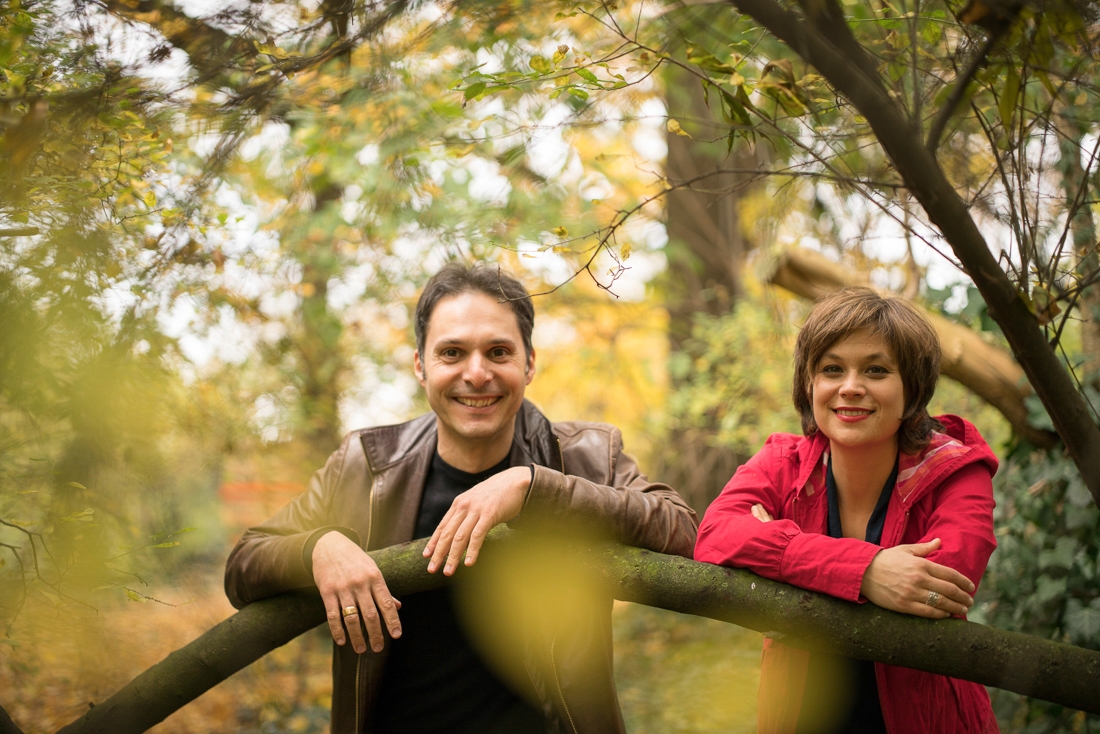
[
  {"x1": 867, "y1": 365, "x2": 888, "y2": 375},
  {"x1": 821, "y1": 364, "x2": 843, "y2": 374}
]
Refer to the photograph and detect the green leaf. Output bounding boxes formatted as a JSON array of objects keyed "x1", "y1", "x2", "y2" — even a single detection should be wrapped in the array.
[
  {"x1": 1064, "y1": 598, "x2": 1100, "y2": 644},
  {"x1": 567, "y1": 87, "x2": 589, "y2": 101},
  {"x1": 999, "y1": 66, "x2": 1021, "y2": 134},
  {"x1": 1038, "y1": 537, "x2": 1077, "y2": 570},
  {"x1": 529, "y1": 56, "x2": 551, "y2": 74},
  {"x1": 125, "y1": 589, "x2": 145, "y2": 602},
  {"x1": 576, "y1": 68, "x2": 599, "y2": 84},
  {"x1": 1034, "y1": 574, "x2": 1066, "y2": 603},
  {"x1": 463, "y1": 82, "x2": 486, "y2": 100},
  {"x1": 66, "y1": 481, "x2": 87, "y2": 489},
  {"x1": 152, "y1": 541, "x2": 181, "y2": 548}
]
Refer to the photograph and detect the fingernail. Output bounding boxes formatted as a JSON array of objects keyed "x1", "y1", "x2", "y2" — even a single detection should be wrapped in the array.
[
  {"x1": 393, "y1": 628, "x2": 402, "y2": 638},
  {"x1": 444, "y1": 564, "x2": 454, "y2": 575},
  {"x1": 427, "y1": 562, "x2": 436, "y2": 573},
  {"x1": 336, "y1": 637, "x2": 345, "y2": 646}
]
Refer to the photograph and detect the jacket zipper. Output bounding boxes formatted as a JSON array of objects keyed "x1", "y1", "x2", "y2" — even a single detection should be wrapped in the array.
[
  {"x1": 550, "y1": 638, "x2": 578, "y2": 734},
  {"x1": 356, "y1": 467, "x2": 380, "y2": 733}
]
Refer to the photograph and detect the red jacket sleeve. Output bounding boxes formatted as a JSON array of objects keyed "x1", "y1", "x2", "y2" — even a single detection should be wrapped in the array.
[
  {"x1": 902, "y1": 461, "x2": 997, "y2": 592},
  {"x1": 694, "y1": 436, "x2": 881, "y2": 603}
]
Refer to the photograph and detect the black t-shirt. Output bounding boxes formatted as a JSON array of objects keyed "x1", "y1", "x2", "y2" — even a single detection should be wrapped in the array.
[
  {"x1": 370, "y1": 453, "x2": 546, "y2": 734},
  {"x1": 795, "y1": 456, "x2": 898, "y2": 734}
]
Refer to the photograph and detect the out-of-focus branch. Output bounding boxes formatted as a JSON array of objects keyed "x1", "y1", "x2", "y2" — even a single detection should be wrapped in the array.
[
  {"x1": 761, "y1": 247, "x2": 1057, "y2": 447},
  {"x1": 57, "y1": 531, "x2": 1100, "y2": 733}
]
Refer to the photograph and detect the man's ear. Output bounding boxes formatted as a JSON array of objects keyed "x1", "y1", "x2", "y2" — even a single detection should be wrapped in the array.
[
  {"x1": 414, "y1": 350, "x2": 426, "y2": 385},
  {"x1": 524, "y1": 348, "x2": 536, "y2": 384}
]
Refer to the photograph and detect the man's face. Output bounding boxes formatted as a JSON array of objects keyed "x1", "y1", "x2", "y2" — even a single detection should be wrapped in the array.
[{"x1": 414, "y1": 291, "x2": 535, "y2": 459}]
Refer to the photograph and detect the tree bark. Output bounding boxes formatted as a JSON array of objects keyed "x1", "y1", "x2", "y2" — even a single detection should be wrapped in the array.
[
  {"x1": 762, "y1": 247, "x2": 1057, "y2": 447},
  {"x1": 721, "y1": 0, "x2": 1100, "y2": 505},
  {"x1": 659, "y1": 8, "x2": 765, "y2": 509},
  {"x1": 0, "y1": 705, "x2": 22, "y2": 734},
  {"x1": 56, "y1": 532, "x2": 1100, "y2": 733}
]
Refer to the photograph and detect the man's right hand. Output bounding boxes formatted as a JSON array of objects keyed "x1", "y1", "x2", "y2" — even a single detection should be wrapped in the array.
[{"x1": 312, "y1": 531, "x2": 402, "y2": 653}]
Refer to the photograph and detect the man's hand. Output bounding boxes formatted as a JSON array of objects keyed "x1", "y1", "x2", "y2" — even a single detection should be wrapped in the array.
[
  {"x1": 860, "y1": 538, "x2": 975, "y2": 619},
  {"x1": 423, "y1": 465, "x2": 530, "y2": 576},
  {"x1": 313, "y1": 531, "x2": 402, "y2": 653}
]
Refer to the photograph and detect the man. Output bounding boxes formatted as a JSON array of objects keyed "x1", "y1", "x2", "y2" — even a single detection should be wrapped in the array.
[{"x1": 225, "y1": 262, "x2": 698, "y2": 733}]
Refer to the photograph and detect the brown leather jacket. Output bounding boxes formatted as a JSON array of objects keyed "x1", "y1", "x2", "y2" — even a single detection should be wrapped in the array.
[{"x1": 224, "y1": 400, "x2": 698, "y2": 733}]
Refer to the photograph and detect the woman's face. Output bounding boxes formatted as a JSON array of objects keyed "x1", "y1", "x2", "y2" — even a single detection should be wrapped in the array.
[{"x1": 811, "y1": 328, "x2": 905, "y2": 453}]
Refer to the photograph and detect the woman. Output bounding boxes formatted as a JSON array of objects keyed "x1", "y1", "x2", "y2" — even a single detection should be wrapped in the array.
[{"x1": 695, "y1": 287, "x2": 999, "y2": 734}]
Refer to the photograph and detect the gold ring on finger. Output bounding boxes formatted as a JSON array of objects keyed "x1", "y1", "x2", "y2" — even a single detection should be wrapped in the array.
[
  {"x1": 342, "y1": 605, "x2": 359, "y2": 618},
  {"x1": 925, "y1": 591, "x2": 941, "y2": 608}
]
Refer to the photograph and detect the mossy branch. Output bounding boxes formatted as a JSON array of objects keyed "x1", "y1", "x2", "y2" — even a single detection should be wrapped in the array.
[{"x1": 53, "y1": 531, "x2": 1100, "y2": 734}]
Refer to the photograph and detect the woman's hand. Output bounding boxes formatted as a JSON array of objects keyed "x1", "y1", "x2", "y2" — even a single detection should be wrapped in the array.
[
  {"x1": 860, "y1": 538, "x2": 975, "y2": 618},
  {"x1": 751, "y1": 503, "x2": 774, "y2": 523}
]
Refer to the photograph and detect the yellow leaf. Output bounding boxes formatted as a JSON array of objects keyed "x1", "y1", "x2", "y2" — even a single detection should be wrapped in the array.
[
  {"x1": 66, "y1": 481, "x2": 87, "y2": 490},
  {"x1": 667, "y1": 119, "x2": 692, "y2": 138},
  {"x1": 621, "y1": 243, "x2": 632, "y2": 261},
  {"x1": 730, "y1": 72, "x2": 745, "y2": 86},
  {"x1": 552, "y1": 226, "x2": 569, "y2": 237},
  {"x1": 521, "y1": 253, "x2": 537, "y2": 258},
  {"x1": 125, "y1": 589, "x2": 145, "y2": 602},
  {"x1": 142, "y1": 190, "x2": 156, "y2": 208}
]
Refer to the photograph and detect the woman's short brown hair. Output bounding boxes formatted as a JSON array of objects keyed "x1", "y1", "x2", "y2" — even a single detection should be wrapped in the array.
[{"x1": 792, "y1": 287, "x2": 943, "y2": 454}]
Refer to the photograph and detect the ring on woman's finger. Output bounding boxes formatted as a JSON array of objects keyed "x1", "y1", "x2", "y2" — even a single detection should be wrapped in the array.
[
  {"x1": 925, "y1": 591, "x2": 941, "y2": 608},
  {"x1": 342, "y1": 605, "x2": 359, "y2": 618}
]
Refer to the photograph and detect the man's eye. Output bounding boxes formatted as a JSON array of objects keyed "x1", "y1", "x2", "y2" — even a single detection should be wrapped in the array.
[
  {"x1": 441, "y1": 349, "x2": 460, "y2": 358},
  {"x1": 490, "y1": 348, "x2": 509, "y2": 358}
]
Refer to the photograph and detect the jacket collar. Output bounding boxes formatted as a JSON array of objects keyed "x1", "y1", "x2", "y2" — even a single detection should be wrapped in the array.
[
  {"x1": 359, "y1": 399, "x2": 563, "y2": 472},
  {"x1": 794, "y1": 415, "x2": 997, "y2": 504}
]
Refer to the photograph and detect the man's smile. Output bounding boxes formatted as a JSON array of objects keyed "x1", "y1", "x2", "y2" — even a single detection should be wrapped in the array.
[{"x1": 454, "y1": 396, "x2": 501, "y2": 408}]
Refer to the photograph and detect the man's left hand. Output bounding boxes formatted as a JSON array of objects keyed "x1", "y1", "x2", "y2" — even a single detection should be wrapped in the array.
[{"x1": 423, "y1": 465, "x2": 531, "y2": 575}]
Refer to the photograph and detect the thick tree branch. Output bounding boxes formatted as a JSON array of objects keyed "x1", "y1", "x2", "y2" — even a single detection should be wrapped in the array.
[
  {"x1": 0, "y1": 705, "x2": 23, "y2": 734},
  {"x1": 57, "y1": 532, "x2": 1100, "y2": 733},
  {"x1": 722, "y1": 0, "x2": 1100, "y2": 503},
  {"x1": 762, "y1": 247, "x2": 1056, "y2": 447}
]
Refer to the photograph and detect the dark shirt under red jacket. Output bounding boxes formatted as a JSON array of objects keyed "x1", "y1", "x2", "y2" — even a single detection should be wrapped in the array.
[{"x1": 694, "y1": 415, "x2": 1000, "y2": 734}]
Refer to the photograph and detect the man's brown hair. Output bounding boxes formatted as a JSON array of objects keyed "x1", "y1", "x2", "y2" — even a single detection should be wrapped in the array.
[
  {"x1": 414, "y1": 262, "x2": 534, "y2": 359},
  {"x1": 792, "y1": 287, "x2": 943, "y2": 454}
]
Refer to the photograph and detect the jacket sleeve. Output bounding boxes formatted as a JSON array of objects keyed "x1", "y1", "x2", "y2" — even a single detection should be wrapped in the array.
[
  {"x1": 694, "y1": 438, "x2": 880, "y2": 603},
  {"x1": 905, "y1": 461, "x2": 997, "y2": 592},
  {"x1": 523, "y1": 425, "x2": 699, "y2": 558},
  {"x1": 224, "y1": 433, "x2": 363, "y2": 609}
]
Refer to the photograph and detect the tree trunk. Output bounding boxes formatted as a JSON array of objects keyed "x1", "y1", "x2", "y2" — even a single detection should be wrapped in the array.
[
  {"x1": 54, "y1": 531, "x2": 1100, "y2": 733},
  {"x1": 1054, "y1": 105, "x2": 1100, "y2": 379},
  {"x1": 762, "y1": 247, "x2": 1057, "y2": 447},
  {"x1": 660, "y1": 13, "x2": 764, "y2": 509}
]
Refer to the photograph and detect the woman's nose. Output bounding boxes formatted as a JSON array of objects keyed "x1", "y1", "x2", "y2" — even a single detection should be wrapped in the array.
[{"x1": 839, "y1": 370, "x2": 865, "y2": 395}]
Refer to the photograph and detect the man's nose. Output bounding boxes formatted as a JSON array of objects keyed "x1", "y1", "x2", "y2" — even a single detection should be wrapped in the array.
[{"x1": 463, "y1": 352, "x2": 492, "y2": 386}]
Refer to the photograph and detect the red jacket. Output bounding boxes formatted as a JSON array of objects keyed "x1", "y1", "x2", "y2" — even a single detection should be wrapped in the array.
[{"x1": 695, "y1": 415, "x2": 999, "y2": 734}]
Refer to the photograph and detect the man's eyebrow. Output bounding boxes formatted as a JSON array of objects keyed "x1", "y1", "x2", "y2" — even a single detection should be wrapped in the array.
[{"x1": 433, "y1": 336, "x2": 519, "y2": 348}]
